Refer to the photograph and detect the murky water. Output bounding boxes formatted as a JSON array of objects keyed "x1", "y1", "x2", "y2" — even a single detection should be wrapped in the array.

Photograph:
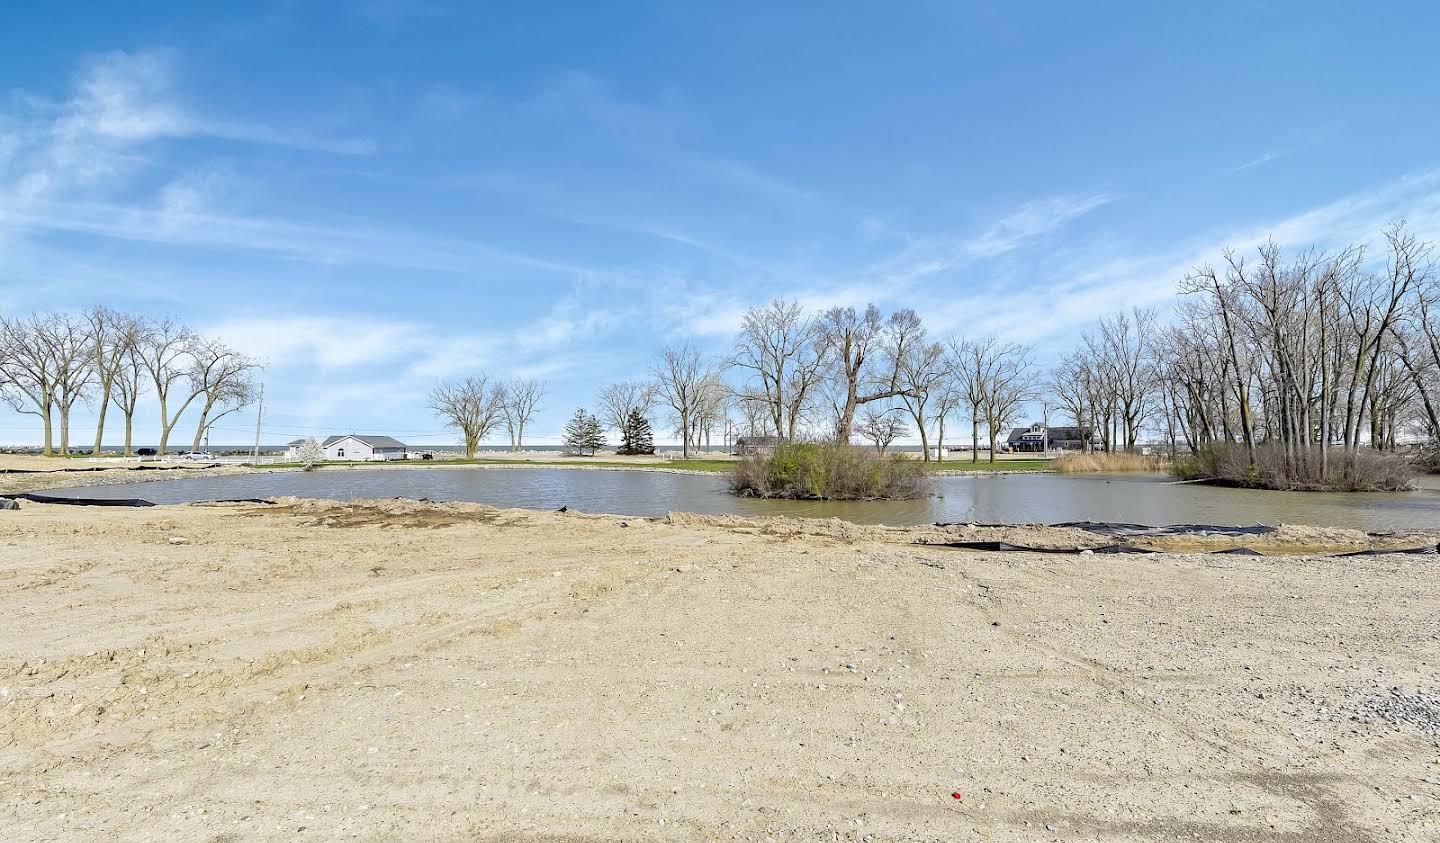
[{"x1": 39, "y1": 467, "x2": 1440, "y2": 531}]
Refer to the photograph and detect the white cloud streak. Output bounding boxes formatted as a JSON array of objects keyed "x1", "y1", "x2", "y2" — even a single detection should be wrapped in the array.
[{"x1": 962, "y1": 193, "x2": 1116, "y2": 258}]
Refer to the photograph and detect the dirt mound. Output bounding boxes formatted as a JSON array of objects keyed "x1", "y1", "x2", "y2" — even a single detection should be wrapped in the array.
[{"x1": 249, "y1": 497, "x2": 517, "y2": 529}]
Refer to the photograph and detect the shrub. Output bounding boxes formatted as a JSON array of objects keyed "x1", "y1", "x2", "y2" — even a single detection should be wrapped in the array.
[
  {"x1": 1172, "y1": 442, "x2": 1415, "y2": 491},
  {"x1": 1052, "y1": 451, "x2": 1163, "y2": 473},
  {"x1": 728, "y1": 441, "x2": 932, "y2": 500},
  {"x1": 295, "y1": 437, "x2": 325, "y2": 471}
]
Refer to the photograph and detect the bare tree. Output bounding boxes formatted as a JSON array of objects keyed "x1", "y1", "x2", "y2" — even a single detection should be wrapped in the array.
[
  {"x1": 0, "y1": 314, "x2": 61, "y2": 455},
  {"x1": 499, "y1": 378, "x2": 546, "y2": 451},
  {"x1": 981, "y1": 343, "x2": 1037, "y2": 463},
  {"x1": 737, "y1": 396, "x2": 770, "y2": 438},
  {"x1": 949, "y1": 336, "x2": 998, "y2": 463},
  {"x1": 731, "y1": 299, "x2": 826, "y2": 440},
  {"x1": 109, "y1": 323, "x2": 150, "y2": 457},
  {"x1": 429, "y1": 375, "x2": 505, "y2": 458},
  {"x1": 189, "y1": 340, "x2": 260, "y2": 451},
  {"x1": 691, "y1": 371, "x2": 730, "y2": 452},
  {"x1": 652, "y1": 343, "x2": 712, "y2": 459},
  {"x1": 854, "y1": 404, "x2": 908, "y2": 454},
  {"x1": 43, "y1": 313, "x2": 94, "y2": 456},
  {"x1": 86, "y1": 306, "x2": 143, "y2": 455},
  {"x1": 816, "y1": 305, "x2": 912, "y2": 443},
  {"x1": 137, "y1": 319, "x2": 202, "y2": 455},
  {"x1": 596, "y1": 380, "x2": 655, "y2": 437},
  {"x1": 931, "y1": 369, "x2": 965, "y2": 463},
  {"x1": 1048, "y1": 350, "x2": 1094, "y2": 453},
  {"x1": 895, "y1": 335, "x2": 946, "y2": 461}
]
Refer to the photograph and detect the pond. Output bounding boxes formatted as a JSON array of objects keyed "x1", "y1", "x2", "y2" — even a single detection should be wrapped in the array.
[{"x1": 39, "y1": 467, "x2": 1440, "y2": 531}]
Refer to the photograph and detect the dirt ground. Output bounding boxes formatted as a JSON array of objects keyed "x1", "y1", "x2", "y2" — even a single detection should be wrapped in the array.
[{"x1": 2, "y1": 497, "x2": 1438, "y2": 842}]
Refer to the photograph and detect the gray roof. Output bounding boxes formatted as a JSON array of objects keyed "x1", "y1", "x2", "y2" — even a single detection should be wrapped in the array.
[
  {"x1": 287, "y1": 438, "x2": 307, "y2": 446},
  {"x1": 323, "y1": 434, "x2": 407, "y2": 449},
  {"x1": 1007, "y1": 426, "x2": 1089, "y2": 443}
]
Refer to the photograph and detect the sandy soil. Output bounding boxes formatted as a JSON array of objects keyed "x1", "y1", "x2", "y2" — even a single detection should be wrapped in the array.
[{"x1": 2, "y1": 497, "x2": 1437, "y2": 841}]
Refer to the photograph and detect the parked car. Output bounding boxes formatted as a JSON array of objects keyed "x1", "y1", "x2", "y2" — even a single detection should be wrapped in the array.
[
  {"x1": 180, "y1": 452, "x2": 215, "y2": 461},
  {"x1": 136, "y1": 447, "x2": 158, "y2": 457}
]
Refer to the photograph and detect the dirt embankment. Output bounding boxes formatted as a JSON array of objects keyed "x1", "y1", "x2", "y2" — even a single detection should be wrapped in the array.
[
  {"x1": 2, "y1": 497, "x2": 1438, "y2": 840},
  {"x1": 0, "y1": 461, "x2": 259, "y2": 496}
]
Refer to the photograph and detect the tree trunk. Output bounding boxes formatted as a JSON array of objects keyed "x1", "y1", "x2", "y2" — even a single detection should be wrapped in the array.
[
  {"x1": 157, "y1": 395, "x2": 170, "y2": 455},
  {"x1": 835, "y1": 393, "x2": 858, "y2": 445},
  {"x1": 123, "y1": 413, "x2": 134, "y2": 457},
  {"x1": 93, "y1": 384, "x2": 111, "y2": 455},
  {"x1": 192, "y1": 399, "x2": 218, "y2": 451},
  {"x1": 971, "y1": 414, "x2": 980, "y2": 464}
]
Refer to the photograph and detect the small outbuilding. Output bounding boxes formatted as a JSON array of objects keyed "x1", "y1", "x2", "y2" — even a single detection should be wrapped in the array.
[
  {"x1": 322, "y1": 434, "x2": 408, "y2": 461},
  {"x1": 732, "y1": 435, "x2": 781, "y2": 456}
]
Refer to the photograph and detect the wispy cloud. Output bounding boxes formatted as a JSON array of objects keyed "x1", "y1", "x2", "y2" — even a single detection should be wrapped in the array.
[
  {"x1": 962, "y1": 193, "x2": 1116, "y2": 258},
  {"x1": 52, "y1": 50, "x2": 373, "y2": 155},
  {"x1": 1222, "y1": 150, "x2": 1282, "y2": 174},
  {"x1": 929, "y1": 168, "x2": 1440, "y2": 350}
]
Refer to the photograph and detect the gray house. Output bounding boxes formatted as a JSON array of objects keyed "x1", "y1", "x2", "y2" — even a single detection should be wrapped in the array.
[
  {"x1": 322, "y1": 434, "x2": 408, "y2": 461},
  {"x1": 1005, "y1": 423, "x2": 1091, "y2": 453}
]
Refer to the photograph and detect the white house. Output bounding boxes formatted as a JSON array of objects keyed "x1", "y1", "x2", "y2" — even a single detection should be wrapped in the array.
[{"x1": 321, "y1": 435, "x2": 408, "y2": 461}]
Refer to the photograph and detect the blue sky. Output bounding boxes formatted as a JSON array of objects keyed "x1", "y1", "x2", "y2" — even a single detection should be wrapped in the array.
[{"x1": 4, "y1": 1, "x2": 1440, "y2": 446}]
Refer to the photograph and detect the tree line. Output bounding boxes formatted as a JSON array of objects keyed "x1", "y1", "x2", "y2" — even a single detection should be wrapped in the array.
[
  {"x1": 419, "y1": 223, "x2": 1440, "y2": 471},
  {"x1": 0, "y1": 308, "x2": 260, "y2": 456},
  {"x1": 590, "y1": 223, "x2": 1440, "y2": 470}
]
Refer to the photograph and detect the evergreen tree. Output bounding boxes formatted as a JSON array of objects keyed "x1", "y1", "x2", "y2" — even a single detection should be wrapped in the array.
[
  {"x1": 618, "y1": 408, "x2": 654, "y2": 455},
  {"x1": 582, "y1": 412, "x2": 607, "y2": 456},
  {"x1": 562, "y1": 407, "x2": 590, "y2": 455}
]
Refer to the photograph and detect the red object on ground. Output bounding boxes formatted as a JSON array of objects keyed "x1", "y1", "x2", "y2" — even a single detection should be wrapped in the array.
[{"x1": 950, "y1": 791, "x2": 963, "y2": 800}]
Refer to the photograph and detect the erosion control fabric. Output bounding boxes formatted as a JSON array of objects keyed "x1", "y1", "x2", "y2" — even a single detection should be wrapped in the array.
[{"x1": 3, "y1": 493, "x2": 156, "y2": 507}]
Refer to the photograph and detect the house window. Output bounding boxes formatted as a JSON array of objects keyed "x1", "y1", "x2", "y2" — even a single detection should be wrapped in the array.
[{"x1": 337, "y1": 448, "x2": 345, "y2": 458}]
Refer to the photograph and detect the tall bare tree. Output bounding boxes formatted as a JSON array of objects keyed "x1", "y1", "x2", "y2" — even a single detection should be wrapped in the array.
[
  {"x1": 109, "y1": 324, "x2": 150, "y2": 457},
  {"x1": 895, "y1": 336, "x2": 946, "y2": 460},
  {"x1": 86, "y1": 306, "x2": 143, "y2": 455},
  {"x1": 137, "y1": 319, "x2": 201, "y2": 455},
  {"x1": 596, "y1": 380, "x2": 655, "y2": 437},
  {"x1": 429, "y1": 375, "x2": 505, "y2": 458},
  {"x1": 981, "y1": 342, "x2": 1037, "y2": 463},
  {"x1": 0, "y1": 314, "x2": 61, "y2": 455},
  {"x1": 816, "y1": 305, "x2": 912, "y2": 443},
  {"x1": 652, "y1": 343, "x2": 712, "y2": 459},
  {"x1": 731, "y1": 299, "x2": 826, "y2": 440},
  {"x1": 949, "y1": 336, "x2": 998, "y2": 463},
  {"x1": 42, "y1": 313, "x2": 94, "y2": 456},
  {"x1": 499, "y1": 378, "x2": 545, "y2": 451},
  {"x1": 189, "y1": 340, "x2": 260, "y2": 451}
]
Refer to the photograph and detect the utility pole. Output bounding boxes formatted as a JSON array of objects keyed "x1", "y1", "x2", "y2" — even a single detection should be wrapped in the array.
[
  {"x1": 1042, "y1": 402, "x2": 1050, "y2": 458},
  {"x1": 251, "y1": 383, "x2": 264, "y2": 462}
]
